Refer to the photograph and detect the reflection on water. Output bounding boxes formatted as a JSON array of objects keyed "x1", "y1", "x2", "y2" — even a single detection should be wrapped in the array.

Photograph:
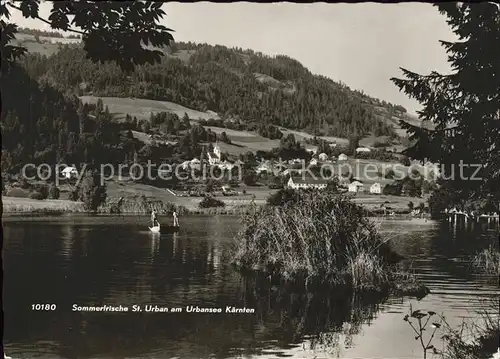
[{"x1": 2, "y1": 215, "x2": 498, "y2": 359}]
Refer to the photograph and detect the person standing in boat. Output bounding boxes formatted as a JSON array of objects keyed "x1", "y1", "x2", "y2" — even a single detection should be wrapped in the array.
[
  {"x1": 173, "y1": 210, "x2": 179, "y2": 227},
  {"x1": 151, "y1": 209, "x2": 158, "y2": 227}
]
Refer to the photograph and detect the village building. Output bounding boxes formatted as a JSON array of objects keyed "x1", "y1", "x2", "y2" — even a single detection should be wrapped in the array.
[
  {"x1": 318, "y1": 153, "x2": 328, "y2": 161},
  {"x1": 310, "y1": 158, "x2": 318, "y2": 166},
  {"x1": 256, "y1": 161, "x2": 273, "y2": 174},
  {"x1": 348, "y1": 180, "x2": 365, "y2": 193},
  {"x1": 61, "y1": 166, "x2": 78, "y2": 179},
  {"x1": 281, "y1": 168, "x2": 300, "y2": 177},
  {"x1": 338, "y1": 153, "x2": 348, "y2": 161},
  {"x1": 370, "y1": 182, "x2": 382, "y2": 194},
  {"x1": 287, "y1": 176, "x2": 328, "y2": 190},
  {"x1": 207, "y1": 142, "x2": 222, "y2": 165},
  {"x1": 180, "y1": 160, "x2": 191, "y2": 170},
  {"x1": 180, "y1": 158, "x2": 202, "y2": 171},
  {"x1": 218, "y1": 161, "x2": 235, "y2": 171},
  {"x1": 274, "y1": 163, "x2": 288, "y2": 173},
  {"x1": 190, "y1": 158, "x2": 201, "y2": 170},
  {"x1": 356, "y1": 147, "x2": 371, "y2": 153}
]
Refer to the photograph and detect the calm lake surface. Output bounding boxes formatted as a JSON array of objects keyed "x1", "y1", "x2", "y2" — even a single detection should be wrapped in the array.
[{"x1": 3, "y1": 215, "x2": 499, "y2": 359}]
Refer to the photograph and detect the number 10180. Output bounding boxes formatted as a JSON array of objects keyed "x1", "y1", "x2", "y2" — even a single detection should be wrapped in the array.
[{"x1": 32, "y1": 304, "x2": 56, "y2": 311}]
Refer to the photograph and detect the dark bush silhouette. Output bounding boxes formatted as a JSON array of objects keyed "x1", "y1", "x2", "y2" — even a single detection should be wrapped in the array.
[
  {"x1": 48, "y1": 185, "x2": 60, "y2": 199},
  {"x1": 28, "y1": 191, "x2": 44, "y2": 200},
  {"x1": 199, "y1": 196, "x2": 225, "y2": 208}
]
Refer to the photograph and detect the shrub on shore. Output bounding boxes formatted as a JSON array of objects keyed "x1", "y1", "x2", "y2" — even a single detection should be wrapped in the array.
[
  {"x1": 5, "y1": 187, "x2": 30, "y2": 198},
  {"x1": 97, "y1": 195, "x2": 188, "y2": 215},
  {"x1": 79, "y1": 170, "x2": 107, "y2": 211},
  {"x1": 48, "y1": 185, "x2": 60, "y2": 199},
  {"x1": 232, "y1": 190, "x2": 426, "y2": 294},
  {"x1": 68, "y1": 187, "x2": 80, "y2": 201},
  {"x1": 266, "y1": 188, "x2": 301, "y2": 206},
  {"x1": 33, "y1": 184, "x2": 49, "y2": 199},
  {"x1": 199, "y1": 196, "x2": 225, "y2": 209},
  {"x1": 28, "y1": 191, "x2": 44, "y2": 200}
]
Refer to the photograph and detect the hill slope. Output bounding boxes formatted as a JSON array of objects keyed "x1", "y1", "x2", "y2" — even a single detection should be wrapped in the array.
[{"x1": 17, "y1": 33, "x2": 419, "y2": 141}]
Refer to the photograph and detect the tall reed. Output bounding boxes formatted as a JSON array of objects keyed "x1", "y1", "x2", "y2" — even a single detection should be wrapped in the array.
[
  {"x1": 98, "y1": 195, "x2": 188, "y2": 215},
  {"x1": 473, "y1": 245, "x2": 500, "y2": 277},
  {"x1": 232, "y1": 190, "x2": 426, "y2": 293}
]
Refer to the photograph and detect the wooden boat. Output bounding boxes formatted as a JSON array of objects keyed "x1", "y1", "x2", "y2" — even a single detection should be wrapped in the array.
[
  {"x1": 149, "y1": 224, "x2": 161, "y2": 233},
  {"x1": 149, "y1": 223, "x2": 180, "y2": 233},
  {"x1": 165, "y1": 225, "x2": 180, "y2": 233}
]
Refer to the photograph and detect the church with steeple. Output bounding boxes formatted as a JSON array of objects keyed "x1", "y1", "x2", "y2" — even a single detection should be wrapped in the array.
[{"x1": 207, "y1": 142, "x2": 222, "y2": 165}]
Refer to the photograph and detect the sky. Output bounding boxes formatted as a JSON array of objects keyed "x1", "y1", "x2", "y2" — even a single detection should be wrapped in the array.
[{"x1": 10, "y1": 1, "x2": 458, "y2": 115}]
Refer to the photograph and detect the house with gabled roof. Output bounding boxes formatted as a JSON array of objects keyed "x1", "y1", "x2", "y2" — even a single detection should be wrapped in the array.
[{"x1": 287, "y1": 176, "x2": 328, "y2": 190}]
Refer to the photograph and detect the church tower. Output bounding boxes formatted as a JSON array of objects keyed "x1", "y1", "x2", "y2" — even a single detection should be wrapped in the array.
[{"x1": 213, "y1": 141, "x2": 221, "y2": 160}]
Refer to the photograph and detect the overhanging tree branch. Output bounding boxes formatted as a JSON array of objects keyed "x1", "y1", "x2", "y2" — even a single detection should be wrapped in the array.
[{"x1": 7, "y1": 1, "x2": 86, "y2": 35}]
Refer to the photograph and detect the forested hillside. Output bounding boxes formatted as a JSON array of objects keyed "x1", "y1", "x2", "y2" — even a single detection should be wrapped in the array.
[
  {"x1": 18, "y1": 40, "x2": 410, "y2": 140},
  {"x1": 1, "y1": 64, "x2": 126, "y2": 173}
]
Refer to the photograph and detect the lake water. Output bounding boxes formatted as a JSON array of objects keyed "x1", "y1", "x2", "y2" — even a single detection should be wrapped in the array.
[{"x1": 3, "y1": 215, "x2": 499, "y2": 359}]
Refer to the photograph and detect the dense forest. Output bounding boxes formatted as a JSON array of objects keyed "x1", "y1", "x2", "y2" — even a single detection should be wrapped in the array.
[
  {"x1": 0, "y1": 63, "x2": 243, "y2": 175},
  {"x1": 18, "y1": 41, "x2": 400, "y2": 139},
  {"x1": 17, "y1": 27, "x2": 81, "y2": 39},
  {"x1": 1, "y1": 64, "x2": 126, "y2": 173}
]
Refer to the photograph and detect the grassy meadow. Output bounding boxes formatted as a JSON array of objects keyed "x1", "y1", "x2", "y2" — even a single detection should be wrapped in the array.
[
  {"x1": 74, "y1": 95, "x2": 426, "y2": 163},
  {"x1": 79, "y1": 96, "x2": 220, "y2": 122}
]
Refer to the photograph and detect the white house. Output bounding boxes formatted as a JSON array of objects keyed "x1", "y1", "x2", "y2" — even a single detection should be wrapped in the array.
[
  {"x1": 218, "y1": 161, "x2": 235, "y2": 171},
  {"x1": 190, "y1": 158, "x2": 201, "y2": 170},
  {"x1": 338, "y1": 175, "x2": 351, "y2": 187},
  {"x1": 348, "y1": 181, "x2": 365, "y2": 193},
  {"x1": 61, "y1": 166, "x2": 78, "y2": 179},
  {"x1": 256, "y1": 161, "x2": 273, "y2": 174},
  {"x1": 180, "y1": 160, "x2": 191, "y2": 170},
  {"x1": 281, "y1": 168, "x2": 300, "y2": 177},
  {"x1": 207, "y1": 143, "x2": 222, "y2": 165},
  {"x1": 310, "y1": 158, "x2": 318, "y2": 166},
  {"x1": 318, "y1": 153, "x2": 328, "y2": 161},
  {"x1": 356, "y1": 147, "x2": 371, "y2": 153},
  {"x1": 338, "y1": 153, "x2": 348, "y2": 161},
  {"x1": 288, "y1": 176, "x2": 328, "y2": 190},
  {"x1": 370, "y1": 182, "x2": 382, "y2": 194}
]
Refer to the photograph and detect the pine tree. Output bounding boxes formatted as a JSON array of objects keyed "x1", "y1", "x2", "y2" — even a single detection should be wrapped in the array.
[
  {"x1": 391, "y1": 3, "x2": 500, "y2": 207},
  {"x1": 96, "y1": 98, "x2": 104, "y2": 113},
  {"x1": 79, "y1": 169, "x2": 107, "y2": 211},
  {"x1": 77, "y1": 101, "x2": 86, "y2": 135}
]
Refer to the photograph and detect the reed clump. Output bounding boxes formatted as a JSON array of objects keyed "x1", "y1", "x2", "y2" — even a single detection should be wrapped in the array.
[
  {"x1": 2, "y1": 197, "x2": 86, "y2": 213},
  {"x1": 232, "y1": 190, "x2": 427, "y2": 295},
  {"x1": 473, "y1": 245, "x2": 500, "y2": 277},
  {"x1": 98, "y1": 195, "x2": 188, "y2": 215}
]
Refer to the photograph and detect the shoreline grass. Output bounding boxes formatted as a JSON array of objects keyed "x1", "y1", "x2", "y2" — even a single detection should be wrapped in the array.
[
  {"x1": 1, "y1": 192, "x2": 434, "y2": 224},
  {"x1": 231, "y1": 190, "x2": 429, "y2": 296},
  {"x1": 2, "y1": 196, "x2": 86, "y2": 213}
]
